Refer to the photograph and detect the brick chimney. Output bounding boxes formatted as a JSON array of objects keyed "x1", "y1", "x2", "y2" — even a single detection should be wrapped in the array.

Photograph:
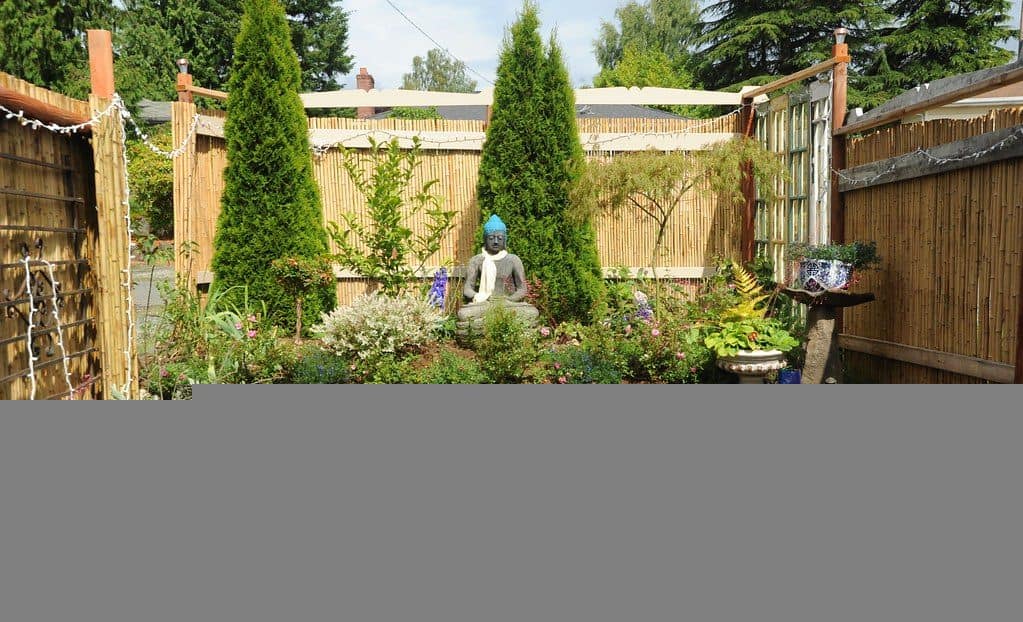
[{"x1": 355, "y1": 67, "x2": 375, "y2": 119}]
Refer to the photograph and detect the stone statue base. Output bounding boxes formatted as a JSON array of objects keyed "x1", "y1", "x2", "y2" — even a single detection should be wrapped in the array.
[{"x1": 455, "y1": 300, "x2": 540, "y2": 337}]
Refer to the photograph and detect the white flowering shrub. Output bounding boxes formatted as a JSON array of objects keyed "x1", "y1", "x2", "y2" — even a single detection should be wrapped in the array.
[{"x1": 314, "y1": 292, "x2": 445, "y2": 361}]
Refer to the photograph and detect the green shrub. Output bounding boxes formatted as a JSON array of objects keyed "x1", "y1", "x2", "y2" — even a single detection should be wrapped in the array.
[
  {"x1": 534, "y1": 344, "x2": 623, "y2": 384},
  {"x1": 284, "y1": 346, "x2": 352, "y2": 384},
  {"x1": 416, "y1": 350, "x2": 488, "y2": 384},
  {"x1": 469, "y1": 305, "x2": 539, "y2": 384},
  {"x1": 140, "y1": 283, "x2": 292, "y2": 398},
  {"x1": 126, "y1": 123, "x2": 174, "y2": 238},
  {"x1": 314, "y1": 291, "x2": 445, "y2": 364}
]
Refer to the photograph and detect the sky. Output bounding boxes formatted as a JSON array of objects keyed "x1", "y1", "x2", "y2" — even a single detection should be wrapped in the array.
[{"x1": 337, "y1": 0, "x2": 1023, "y2": 92}]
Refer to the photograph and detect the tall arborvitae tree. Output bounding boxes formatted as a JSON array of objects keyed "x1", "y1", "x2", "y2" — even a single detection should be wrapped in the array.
[
  {"x1": 212, "y1": 0, "x2": 334, "y2": 329},
  {"x1": 477, "y1": 2, "x2": 605, "y2": 324}
]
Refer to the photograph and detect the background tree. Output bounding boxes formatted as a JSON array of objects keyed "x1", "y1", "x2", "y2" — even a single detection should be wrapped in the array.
[
  {"x1": 0, "y1": 0, "x2": 116, "y2": 98},
  {"x1": 211, "y1": 0, "x2": 334, "y2": 331},
  {"x1": 477, "y1": 2, "x2": 605, "y2": 324},
  {"x1": 593, "y1": 0, "x2": 702, "y2": 72},
  {"x1": 401, "y1": 48, "x2": 479, "y2": 92},
  {"x1": 867, "y1": 0, "x2": 1014, "y2": 105}
]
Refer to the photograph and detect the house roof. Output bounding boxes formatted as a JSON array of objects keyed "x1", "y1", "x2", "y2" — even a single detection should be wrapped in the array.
[{"x1": 369, "y1": 104, "x2": 688, "y2": 121}]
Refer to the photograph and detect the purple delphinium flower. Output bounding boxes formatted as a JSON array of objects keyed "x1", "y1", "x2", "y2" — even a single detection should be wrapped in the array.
[
  {"x1": 634, "y1": 290, "x2": 653, "y2": 321},
  {"x1": 428, "y1": 267, "x2": 448, "y2": 308}
]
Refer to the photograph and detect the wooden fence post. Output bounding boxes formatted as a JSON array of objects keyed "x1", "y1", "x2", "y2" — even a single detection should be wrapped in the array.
[
  {"x1": 172, "y1": 101, "x2": 198, "y2": 289},
  {"x1": 830, "y1": 28, "x2": 849, "y2": 245},
  {"x1": 740, "y1": 96, "x2": 756, "y2": 263},
  {"x1": 88, "y1": 29, "x2": 139, "y2": 398}
]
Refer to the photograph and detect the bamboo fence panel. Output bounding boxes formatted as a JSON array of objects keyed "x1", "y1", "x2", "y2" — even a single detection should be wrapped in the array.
[
  {"x1": 1, "y1": 75, "x2": 102, "y2": 399},
  {"x1": 177, "y1": 112, "x2": 744, "y2": 306},
  {"x1": 842, "y1": 108, "x2": 1023, "y2": 383}
]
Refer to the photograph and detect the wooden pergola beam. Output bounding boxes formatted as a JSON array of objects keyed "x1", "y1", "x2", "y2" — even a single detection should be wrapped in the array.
[{"x1": 741, "y1": 56, "x2": 851, "y2": 101}]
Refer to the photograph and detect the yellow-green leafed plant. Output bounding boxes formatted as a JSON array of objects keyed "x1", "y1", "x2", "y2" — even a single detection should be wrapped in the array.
[{"x1": 703, "y1": 262, "x2": 800, "y2": 357}]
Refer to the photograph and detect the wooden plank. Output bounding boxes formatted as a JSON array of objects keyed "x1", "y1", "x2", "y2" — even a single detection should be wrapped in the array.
[
  {"x1": 185, "y1": 84, "x2": 228, "y2": 101},
  {"x1": 0, "y1": 85, "x2": 91, "y2": 131},
  {"x1": 0, "y1": 152, "x2": 74, "y2": 171},
  {"x1": 838, "y1": 124, "x2": 1023, "y2": 191},
  {"x1": 0, "y1": 188, "x2": 85, "y2": 203},
  {"x1": 839, "y1": 334, "x2": 1015, "y2": 383},
  {"x1": 837, "y1": 60, "x2": 1023, "y2": 136},
  {"x1": 741, "y1": 56, "x2": 850, "y2": 101}
]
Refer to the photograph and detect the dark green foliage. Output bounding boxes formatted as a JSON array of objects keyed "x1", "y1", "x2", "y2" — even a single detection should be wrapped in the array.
[
  {"x1": 477, "y1": 3, "x2": 606, "y2": 324},
  {"x1": 0, "y1": 1, "x2": 115, "y2": 98},
  {"x1": 866, "y1": 0, "x2": 1014, "y2": 107},
  {"x1": 470, "y1": 305, "x2": 539, "y2": 383},
  {"x1": 389, "y1": 106, "x2": 443, "y2": 119},
  {"x1": 126, "y1": 124, "x2": 174, "y2": 238},
  {"x1": 695, "y1": 1, "x2": 1014, "y2": 109},
  {"x1": 212, "y1": 0, "x2": 334, "y2": 330},
  {"x1": 415, "y1": 350, "x2": 489, "y2": 384},
  {"x1": 285, "y1": 347, "x2": 352, "y2": 383}
]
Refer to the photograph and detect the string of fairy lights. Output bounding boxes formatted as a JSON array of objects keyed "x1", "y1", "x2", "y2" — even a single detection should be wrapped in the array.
[{"x1": 2, "y1": 95, "x2": 201, "y2": 399}]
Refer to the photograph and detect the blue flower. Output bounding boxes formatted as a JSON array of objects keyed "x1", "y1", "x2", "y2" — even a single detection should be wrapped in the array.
[{"x1": 427, "y1": 267, "x2": 448, "y2": 308}]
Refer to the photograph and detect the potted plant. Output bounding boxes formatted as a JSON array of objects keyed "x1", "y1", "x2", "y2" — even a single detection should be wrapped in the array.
[
  {"x1": 703, "y1": 263, "x2": 801, "y2": 383},
  {"x1": 788, "y1": 241, "x2": 881, "y2": 292}
]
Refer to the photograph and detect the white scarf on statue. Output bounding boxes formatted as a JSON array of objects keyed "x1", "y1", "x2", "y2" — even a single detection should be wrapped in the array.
[{"x1": 473, "y1": 248, "x2": 508, "y2": 304}]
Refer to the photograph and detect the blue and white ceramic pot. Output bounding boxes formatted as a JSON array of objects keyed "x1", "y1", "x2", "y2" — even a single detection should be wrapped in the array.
[{"x1": 798, "y1": 259, "x2": 852, "y2": 292}]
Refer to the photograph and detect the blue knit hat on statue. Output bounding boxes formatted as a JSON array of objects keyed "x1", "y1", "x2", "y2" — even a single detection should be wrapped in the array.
[{"x1": 483, "y1": 214, "x2": 507, "y2": 235}]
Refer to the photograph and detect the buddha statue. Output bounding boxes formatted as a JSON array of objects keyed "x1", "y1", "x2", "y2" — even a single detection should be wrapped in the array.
[{"x1": 456, "y1": 214, "x2": 540, "y2": 334}]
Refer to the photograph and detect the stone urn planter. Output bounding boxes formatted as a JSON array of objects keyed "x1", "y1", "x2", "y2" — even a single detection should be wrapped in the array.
[{"x1": 716, "y1": 349, "x2": 787, "y2": 384}]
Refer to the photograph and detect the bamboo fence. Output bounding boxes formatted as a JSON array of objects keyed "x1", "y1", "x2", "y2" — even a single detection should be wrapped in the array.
[
  {"x1": 841, "y1": 108, "x2": 1023, "y2": 383},
  {"x1": 174, "y1": 107, "x2": 743, "y2": 305},
  {"x1": 1, "y1": 73, "x2": 106, "y2": 399}
]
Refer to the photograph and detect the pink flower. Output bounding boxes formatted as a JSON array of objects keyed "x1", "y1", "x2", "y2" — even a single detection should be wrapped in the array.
[
  {"x1": 690, "y1": 367, "x2": 698, "y2": 373},
  {"x1": 557, "y1": 376, "x2": 567, "y2": 384},
  {"x1": 159, "y1": 367, "x2": 169, "y2": 378},
  {"x1": 247, "y1": 315, "x2": 257, "y2": 323},
  {"x1": 234, "y1": 322, "x2": 243, "y2": 330},
  {"x1": 676, "y1": 352, "x2": 686, "y2": 359},
  {"x1": 247, "y1": 329, "x2": 257, "y2": 338},
  {"x1": 554, "y1": 362, "x2": 561, "y2": 369},
  {"x1": 651, "y1": 328, "x2": 661, "y2": 337},
  {"x1": 540, "y1": 326, "x2": 551, "y2": 337}
]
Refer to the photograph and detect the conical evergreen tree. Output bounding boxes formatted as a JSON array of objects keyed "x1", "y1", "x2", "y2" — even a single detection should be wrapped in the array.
[
  {"x1": 476, "y1": 3, "x2": 605, "y2": 324},
  {"x1": 211, "y1": 0, "x2": 334, "y2": 329}
]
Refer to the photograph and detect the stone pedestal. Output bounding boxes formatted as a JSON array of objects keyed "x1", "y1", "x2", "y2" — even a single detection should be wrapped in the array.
[
  {"x1": 782, "y1": 288, "x2": 876, "y2": 384},
  {"x1": 455, "y1": 301, "x2": 540, "y2": 337}
]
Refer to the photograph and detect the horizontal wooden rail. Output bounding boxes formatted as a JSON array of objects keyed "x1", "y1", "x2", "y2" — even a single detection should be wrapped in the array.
[
  {"x1": 0, "y1": 258, "x2": 90, "y2": 271},
  {"x1": 0, "y1": 317, "x2": 96, "y2": 348},
  {"x1": 837, "y1": 124, "x2": 1023, "y2": 191},
  {"x1": 836, "y1": 60, "x2": 1023, "y2": 136},
  {"x1": 839, "y1": 334, "x2": 1015, "y2": 383},
  {"x1": 0, "y1": 85, "x2": 91, "y2": 132},
  {"x1": 0, "y1": 152, "x2": 74, "y2": 171},
  {"x1": 0, "y1": 347, "x2": 97, "y2": 385},
  {"x1": 740, "y1": 56, "x2": 850, "y2": 101},
  {"x1": 0, "y1": 188, "x2": 84, "y2": 203},
  {"x1": 0, "y1": 224, "x2": 88, "y2": 234}
]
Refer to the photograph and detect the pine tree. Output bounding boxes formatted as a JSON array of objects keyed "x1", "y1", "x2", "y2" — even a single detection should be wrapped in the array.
[
  {"x1": 0, "y1": 1, "x2": 116, "y2": 98},
  {"x1": 875, "y1": 0, "x2": 1014, "y2": 96},
  {"x1": 476, "y1": 2, "x2": 605, "y2": 324},
  {"x1": 211, "y1": 0, "x2": 334, "y2": 330}
]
